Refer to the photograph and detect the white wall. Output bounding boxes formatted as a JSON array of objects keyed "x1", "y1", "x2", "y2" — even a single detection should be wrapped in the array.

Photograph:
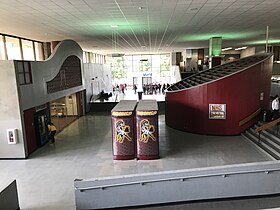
[
  {"x1": 170, "y1": 66, "x2": 181, "y2": 84},
  {"x1": 240, "y1": 47, "x2": 256, "y2": 58},
  {"x1": 83, "y1": 63, "x2": 112, "y2": 112},
  {"x1": 0, "y1": 61, "x2": 26, "y2": 158},
  {"x1": 20, "y1": 40, "x2": 85, "y2": 111}
]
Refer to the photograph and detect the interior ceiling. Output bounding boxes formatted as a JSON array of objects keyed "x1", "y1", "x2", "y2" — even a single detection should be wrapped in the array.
[{"x1": 1, "y1": 0, "x2": 280, "y2": 55}]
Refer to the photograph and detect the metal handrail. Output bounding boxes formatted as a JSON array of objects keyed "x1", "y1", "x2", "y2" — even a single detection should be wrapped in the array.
[{"x1": 75, "y1": 167, "x2": 280, "y2": 192}]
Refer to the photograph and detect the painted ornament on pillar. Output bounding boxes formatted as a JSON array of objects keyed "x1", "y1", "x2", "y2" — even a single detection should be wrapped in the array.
[
  {"x1": 115, "y1": 119, "x2": 131, "y2": 143},
  {"x1": 139, "y1": 119, "x2": 156, "y2": 143}
]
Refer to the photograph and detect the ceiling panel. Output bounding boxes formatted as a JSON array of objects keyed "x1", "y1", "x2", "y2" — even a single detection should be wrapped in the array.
[{"x1": 0, "y1": 0, "x2": 279, "y2": 54}]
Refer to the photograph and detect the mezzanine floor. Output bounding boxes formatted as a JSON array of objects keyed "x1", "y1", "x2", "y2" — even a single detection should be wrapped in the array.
[{"x1": 0, "y1": 112, "x2": 278, "y2": 210}]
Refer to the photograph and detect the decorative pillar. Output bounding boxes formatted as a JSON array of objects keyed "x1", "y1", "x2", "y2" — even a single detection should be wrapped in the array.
[{"x1": 209, "y1": 37, "x2": 222, "y2": 68}]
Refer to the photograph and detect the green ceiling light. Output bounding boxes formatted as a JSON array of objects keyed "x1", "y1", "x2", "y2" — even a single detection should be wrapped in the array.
[
  {"x1": 111, "y1": 25, "x2": 118, "y2": 28},
  {"x1": 209, "y1": 37, "x2": 222, "y2": 57},
  {"x1": 247, "y1": 39, "x2": 280, "y2": 45},
  {"x1": 178, "y1": 32, "x2": 257, "y2": 42}
]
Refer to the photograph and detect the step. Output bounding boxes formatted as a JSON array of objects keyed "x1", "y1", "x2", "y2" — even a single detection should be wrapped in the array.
[
  {"x1": 243, "y1": 131, "x2": 280, "y2": 160},
  {"x1": 253, "y1": 125, "x2": 280, "y2": 147},
  {"x1": 257, "y1": 121, "x2": 280, "y2": 136},
  {"x1": 248, "y1": 128, "x2": 280, "y2": 154}
]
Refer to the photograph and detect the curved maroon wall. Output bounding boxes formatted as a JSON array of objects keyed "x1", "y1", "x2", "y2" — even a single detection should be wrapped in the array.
[{"x1": 166, "y1": 55, "x2": 273, "y2": 135}]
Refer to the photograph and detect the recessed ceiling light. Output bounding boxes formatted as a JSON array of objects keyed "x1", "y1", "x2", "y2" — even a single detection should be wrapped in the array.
[
  {"x1": 139, "y1": 6, "x2": 143, "y2": 10},
  {"x1": 111, "y1": 25, "x2": 118, "y2": 28}
]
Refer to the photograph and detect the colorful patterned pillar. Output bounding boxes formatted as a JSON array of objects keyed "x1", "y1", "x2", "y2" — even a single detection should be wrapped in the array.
[
  {"x1": 136, "y1": 100, "x2": 159, "y2": 160},
  {"x1": 111, "y1": 100, "x2": 137, "y2": 160}
]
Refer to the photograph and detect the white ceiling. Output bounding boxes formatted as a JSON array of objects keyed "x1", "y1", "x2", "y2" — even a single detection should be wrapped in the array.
[{"x1": 1, "y1": 0, "x2": 280, "y2": 54}]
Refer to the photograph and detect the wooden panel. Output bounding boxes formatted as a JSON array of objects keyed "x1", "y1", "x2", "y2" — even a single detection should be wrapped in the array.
[{"x1": 23, "y1": 108, "x2": 37, "y2": 155}]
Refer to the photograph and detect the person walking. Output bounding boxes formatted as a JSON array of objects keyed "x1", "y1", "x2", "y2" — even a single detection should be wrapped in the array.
[
  {"x1": 47, "y1": 122, "x2": 57, "y2": 144},
  {"x1": 272, "y1": 95, "x2": 279, "y2": 120},
  {"x1": 133, "y1": 84, "x2": 137, "y2": 94}
]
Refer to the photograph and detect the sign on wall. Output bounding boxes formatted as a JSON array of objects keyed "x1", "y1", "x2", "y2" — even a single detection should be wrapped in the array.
[{"x1": 209, "y1": 104, "x2": 226, "y2": 119}]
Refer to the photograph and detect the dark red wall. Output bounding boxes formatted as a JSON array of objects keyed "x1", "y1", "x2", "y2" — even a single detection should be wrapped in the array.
[
  {"x1": 23, "y1": 108, "x2": 38, "y2": 155},
  {"x1": 166, "y1": 57, "x2": 273, "y2": 135}
]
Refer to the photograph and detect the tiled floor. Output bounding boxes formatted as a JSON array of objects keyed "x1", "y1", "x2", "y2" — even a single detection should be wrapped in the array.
[{"x1": 0, "y1": 113, "x2": 272, "y2": 210}]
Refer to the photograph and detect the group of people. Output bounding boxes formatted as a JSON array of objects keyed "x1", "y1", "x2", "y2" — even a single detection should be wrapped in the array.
[
  {"x1": 113, "y1": 84, "x2": 127, "y2": 94},
  {"x1": 142, "y1": 83, "x2": 171, "y2": 95}
]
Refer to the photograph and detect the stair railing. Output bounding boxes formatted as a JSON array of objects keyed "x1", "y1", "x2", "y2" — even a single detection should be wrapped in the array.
[
  {"x1": 255, "y1": 118, "x2": 280, "y2": 143},
  {"x1": 239, "y1": 108, "x2": 261, "y2": 126}
]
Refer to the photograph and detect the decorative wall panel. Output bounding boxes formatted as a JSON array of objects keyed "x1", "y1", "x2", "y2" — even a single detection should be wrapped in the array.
[{"x1": 47, "y1": 55, "x2": 82, "y2": 94}]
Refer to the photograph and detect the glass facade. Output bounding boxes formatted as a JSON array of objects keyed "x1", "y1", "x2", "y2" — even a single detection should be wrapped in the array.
[
  {"x1": 50, "y1": 93, "x2": 80, "y2": 132},
  {"x1": 34, "y1": 42, "x2": 44, "y2": 61},
  {"x1": 22, "y1": 39, "x2": 35, "y2": 61},
  {"x1": 0, "y1": 35, "x2": 5, "y2": 60},
  {"x1": 83, "y1": 51, "x2": 106, "y2": 64},
  {"x1": 111, "y1": 53, "x2": 171, "y2": 86},
  {"x1": 0, "y1": 34, "x2": 44, "y2": 61},
  {"x1": 6, "y1": 36, "x2": 21, "y2": 60}
]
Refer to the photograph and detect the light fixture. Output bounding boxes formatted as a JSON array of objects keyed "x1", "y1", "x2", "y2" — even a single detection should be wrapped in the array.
[
  {"x1": 235, "y1": 46, "x2": 248, "y2": 51},
  {"x1": 111, "y1": 25, "x2": 118, "y2": 28},
  {"x1": 222, "y1": 47, "x2": 232, "y2": 51},
  {"x1": 139, "y1": 6, "x2": 143, "y2": 10}
]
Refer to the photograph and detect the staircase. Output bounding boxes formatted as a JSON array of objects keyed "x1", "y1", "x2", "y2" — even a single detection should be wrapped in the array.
[
  {"x1": 242, "y1": 121, "x2": 280, "y2": 160},
  {"x1": 168, "y1": 54, "x2": 269, "y2": 91}
]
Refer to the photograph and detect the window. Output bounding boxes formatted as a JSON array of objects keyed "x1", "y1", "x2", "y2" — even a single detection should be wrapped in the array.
[
  {"x1": 112, "y1": 53, "x2": 171, "y2": 85},
  {"x1": 89, "y1": 53, "x2": 93, "y2": 63},
  {"x1": 22, "y1": 39, "x2": 34, "y2": 61},
  {"x1": 0, "y1": 35, "x2": 5, "y2": 60},
  {"x1": 6, "y1": 36, "x2": 21, "y2": 60},
  {"x1": 160, "y1": 54, "x2": 170, "y2": 71},
  {"x1": 17, "y1": 61, "x2": 32, "y2": 85},
  {"x1": 34, "y1": 42, "x2": 44, "y2": 61}
]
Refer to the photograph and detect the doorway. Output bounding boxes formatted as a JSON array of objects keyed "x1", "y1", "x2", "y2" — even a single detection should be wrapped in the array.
[
  {"x1": 50, "y1": 93, "x2": 79, "y2": 132},
  {"x1": 142, "y1": 77, "x2": 152, "y2": 85}
]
